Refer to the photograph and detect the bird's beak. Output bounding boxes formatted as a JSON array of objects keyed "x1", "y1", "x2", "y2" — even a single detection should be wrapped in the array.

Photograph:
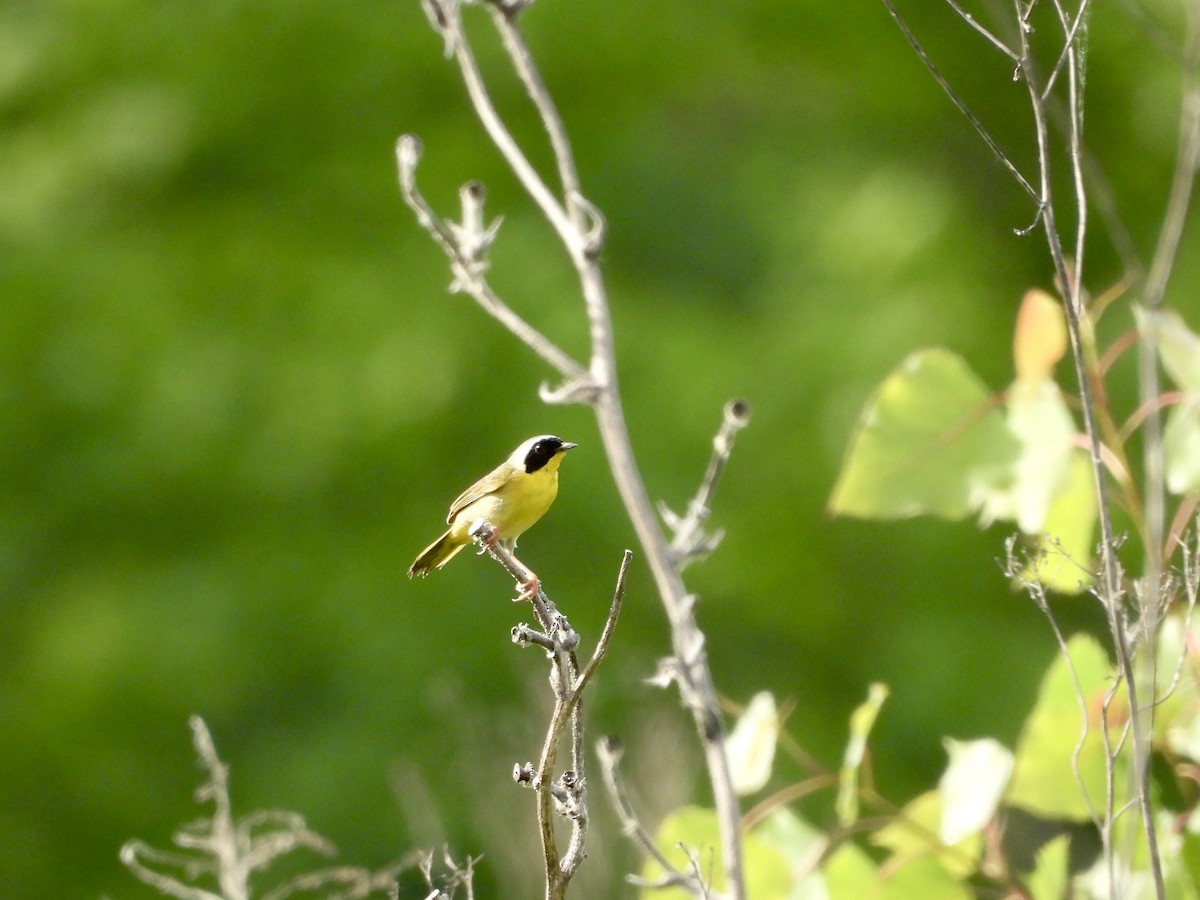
[{"x1": 561, "y1": 442, "x2": 578, "y2": 451}]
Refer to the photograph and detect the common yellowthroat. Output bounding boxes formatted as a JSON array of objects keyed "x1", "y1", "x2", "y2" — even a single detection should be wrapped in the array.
[{"x1": 407, "y1": 435, "x2": 577, "y2": 583}]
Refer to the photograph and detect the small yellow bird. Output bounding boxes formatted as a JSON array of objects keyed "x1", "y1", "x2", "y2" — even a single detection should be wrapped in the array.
[{"x1": 407, "y1": 435, "x2": 577, "y2": 585}]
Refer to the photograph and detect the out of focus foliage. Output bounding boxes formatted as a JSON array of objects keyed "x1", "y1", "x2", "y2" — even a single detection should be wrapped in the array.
[{"x1": 2, "y1": 0, "x2": 1197, "y2": 896}]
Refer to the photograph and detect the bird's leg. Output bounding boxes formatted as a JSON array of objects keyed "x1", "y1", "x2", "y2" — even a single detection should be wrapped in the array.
[{"x1": 503, "y1": 539, "x2": 539, "y2": 599}]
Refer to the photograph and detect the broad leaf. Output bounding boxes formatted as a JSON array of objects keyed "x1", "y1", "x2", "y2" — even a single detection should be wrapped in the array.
[
  {"x1": 1008, "y1": 635, "x2": 1118, "y2": 821},
  {"x1": 640, "y1": 806, "x2": 792, "y2": 899},
  {"x1": 725, "y1": 692, "x2": 779, "y2": 796},
  {"x1": 824, "y1": 841, "x2": 877, "y2": 900},
  {"x1": 1137, "y1": 307, "x2": 1200, "y2": 392},
  {"x1": 1028, "y1": 836, "x2": 1069, "y2": 900},
  {"x1": 1013, "y1": 289, "x2": 1068, "y2": 385},
  {"x1": 981, "y1": 378, "x2": 1077, "y2": 533},
  {"x1": 1166, "y1": 395, "x2": 1200, "y2": 494},
  {"x1": 829, "y1": 349, "x2": 1019, "y2": 521},
  {"x1": 1019, "y1": 450, "x2": 1098, "y2": 593},
  {"x1": 938, "y1": 738, "x2": 1014, "y2": 845},
  {"x1": 755, "y1": 808, "x2": 831, "y2": 899},
  {"x1": 874, "y1": 791, "x2": 980, "y2": 880}
]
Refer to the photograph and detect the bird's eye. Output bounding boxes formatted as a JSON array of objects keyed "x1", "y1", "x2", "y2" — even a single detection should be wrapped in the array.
[{"x1": 523, "y1": 437, "x2": 562, "y2": 473}]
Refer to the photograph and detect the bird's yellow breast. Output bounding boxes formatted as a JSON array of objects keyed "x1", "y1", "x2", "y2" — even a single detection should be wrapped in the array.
[{"x1": 447, "y1": 458, "x2": 563, "y2": 545}]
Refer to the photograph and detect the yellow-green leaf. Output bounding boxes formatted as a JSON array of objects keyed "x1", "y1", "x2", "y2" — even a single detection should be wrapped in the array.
[
  {"x1": 1166, "y1": 395, "x2": 1200, "y2": 494},
  {"x1": 981, "y1": 378, "x2": 1076, "y2": 533},
  {"x1": 725, "y1": 692, "x2": 779, "y2": 797},
  {"x1": 755, "y1": 807, "x2": 830, "y2": 897},
  {"x1": 938, "y1": 738, "x2": 1013, "y2": 845},
  {"x1": 873, "y1": 791, "x2": 980, "y2": 880},
  {"x1": 824, "y1": 841, "x2": 877, "y2": 900},
  {"x1": 838, "y1": 683, "x2": 889, "y2": 826},
  {"x1": 1136, "y1": 307, "x2": 1200, "y2": 392},
  {"x1": 640, "y1": 806, "x2": 792, "y2": 899},
  {"x1": 1018, "y1": 450, "x2": 1098, "y2": 593},
  {"x1": 879, "y1": 855, "x2": 972, "y2": 900},
  {"x1": 829, "y1": 349, "x2": 1019, "y2": 521},
  {"x1": 1028, "y1": 836, "x2": 1069, "y2": 900},
  {"x1": 1008, "y1": 635, "x2": 1119, "y2": 821}
]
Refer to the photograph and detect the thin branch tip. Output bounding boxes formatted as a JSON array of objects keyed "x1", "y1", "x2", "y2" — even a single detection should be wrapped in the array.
[
  {"x1": 396, "y1": 133, "x2": 422, "y2": 166},
  {"x1": 538, "y1": 377, "x2": 600, "y2": 405},
  {"x1": 569, "y1": 191, "x2": 607, "y2": 256},
  {"x1": 725, "y1": 398, "x2": 751, "y2": 426}
]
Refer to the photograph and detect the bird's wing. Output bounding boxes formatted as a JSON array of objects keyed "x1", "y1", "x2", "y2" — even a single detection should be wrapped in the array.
[{"x1": 445, "y1": 466, "x2": 510, "y2": 524}]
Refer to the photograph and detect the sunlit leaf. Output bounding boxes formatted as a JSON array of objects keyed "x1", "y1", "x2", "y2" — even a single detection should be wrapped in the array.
[
  {"x1": 824, "y1": 841, "x2": 876, "y2": 900},
  {"x1": 640, "y1": 806, "x2": 792, "y2": 899},
  {"x1": 878, "y1": 855, "x2": 972, "y2": 900},
  {"x1": 1013, "y1": 289, "x2": 1068, "y2": 385},
  {"x1": 755, "y1": 808, "x2": 830, "y2": 899},
  {"x1": 1156, "y1": 616, "x2": 1200, "y2": 755},
  {"x1": 938, "y1": 737, "x2": 1013, "y2": 844},
  {"x1": 838, "y1": 683, "x2": 889, "y2": 826},
  {"x1": 981, "y1": 378, "x2": 1076, "y2": 533},
  {"x1": 829, "y1": 349, "x2": 1019, "y2": 521},
  {"x1": 874, "y1": 791, "x2": 980, "y2": 880},
  {"x1": 1165, "y1": 395, "x2": 1200, "y2": 494},
  {"x1": 1136, "y1": 307, "x2": 1200, "y2": 392},
  {"x1": 1027, "y1": 835, "x2": 1069, "y2": 900},
  {"x1": 1008, "y1": 635, "x2": 1118, "y2": 821},
  {"x1": 1019, "y1": 450, "x2": 1098, "y2": 593},
  {"x1": 1178, "y1": 830, "x2": 1200, "y2": 898},
  {"x1": 826, "y1": 840, "x2": 972, "y2": 900},
  {"x1": 725, "y1": 692, "x2": 779, "y2": 796}
]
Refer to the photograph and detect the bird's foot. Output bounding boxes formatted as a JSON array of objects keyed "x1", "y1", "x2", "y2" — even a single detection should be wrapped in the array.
[
  {"x1": 516, "y1": 573, "x2": 540, "y2": 601},
  {"x1": 470, "y1": 520, "x2": 500, "y2": 554}
]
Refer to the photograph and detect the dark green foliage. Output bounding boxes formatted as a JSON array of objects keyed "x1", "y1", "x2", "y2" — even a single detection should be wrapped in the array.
[{"x1": 2, "y1": 1, "x2": 1196, "y2": 896}]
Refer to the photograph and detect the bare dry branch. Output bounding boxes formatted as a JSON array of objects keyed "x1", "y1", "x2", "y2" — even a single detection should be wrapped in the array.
[
  {"x1": 661, "y1": 400, "x2": 752, "y2": 567},
  {"x1": 595, "y1": 736, "x2": 720, "y2": 899},
  {"x1": 403, "y1": 3, "x2": 749, "y2": 892}
]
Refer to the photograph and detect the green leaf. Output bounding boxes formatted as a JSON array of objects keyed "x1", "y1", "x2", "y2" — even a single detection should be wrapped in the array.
[
  {"x1": 1165, "y1": 395, "x2": 1200, "y2": 494},
  {"x1": 981, "y1": 378, "x2": 1076, "y2": 533},
  {"x1": 829, "y1": 349, "x2": 1019, "y2": 521},
  {"x1": 1008, "y1": 635, "x2": 1118, "y2": 821},
  {"x1": 838, "y1": 683, "x2": 889, "y2": 826},
  {"x1": 830, "y1": 813, "x2": 973, "y2": 900},
  {"x1": 1156, "y1": 616, "x2": 1198, "y2": 753},
  {"x1": 640, "y1": 806, "x2": 792, "y2": 899},
  {"x1": 1027, "y1": 835, "x2": 1069, "y2": 900},
  {"x1": 1134, "y1": 307, "x2": 1200, "y2": 494},
  {"x1": 1136, "y1": 307, "x2": 1200, "y2": 392},
  {"x1": 755, "y1": 808, "x2": 831, "y2": 899},
  {"x1": 873, "y1": 791, "x2": 980, "y2": 880},
  {"x1": 824, "y1": 841, "x2": 877, "y2": 900},
  {"x1": 938, "y1": 738, "x2": 1014, "y2": 845},
  {"x1": 1018, "y1": 450, "x2": 1098, "y2": 593},
  {"x1": 725, "y1": 692, "x2": 779, "y2": 796},
  {"x1": 879, "y1": 855, "x2": 972, "y2": 900},
  {"x1": 1177, "y1": 830, "x2": 1200, "y2": 897}
]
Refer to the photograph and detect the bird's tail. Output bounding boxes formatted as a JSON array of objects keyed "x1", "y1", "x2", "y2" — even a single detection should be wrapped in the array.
[{"x1": 407, "y1": 529, "x2": 467, "y2": 578}]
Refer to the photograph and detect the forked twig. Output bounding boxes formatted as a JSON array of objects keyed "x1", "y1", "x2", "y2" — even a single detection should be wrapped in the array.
[
  {"x1": 595, "y1": 736, "x2": 720, "y2": 898},
  {"x1": 470, "y1": 526, "x2": 629, "y2": 898},
  {"x1": 404, "y1": 1, "x2": 749, "y2": 894},
  {"x1": 661, "y1": 400, "x2": 752, "y2": 567}
]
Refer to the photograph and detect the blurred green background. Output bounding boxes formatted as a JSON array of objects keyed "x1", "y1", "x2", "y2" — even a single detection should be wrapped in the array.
[{"x1": 3, "y1": 0, "x2": 1197, "y2": 896}]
